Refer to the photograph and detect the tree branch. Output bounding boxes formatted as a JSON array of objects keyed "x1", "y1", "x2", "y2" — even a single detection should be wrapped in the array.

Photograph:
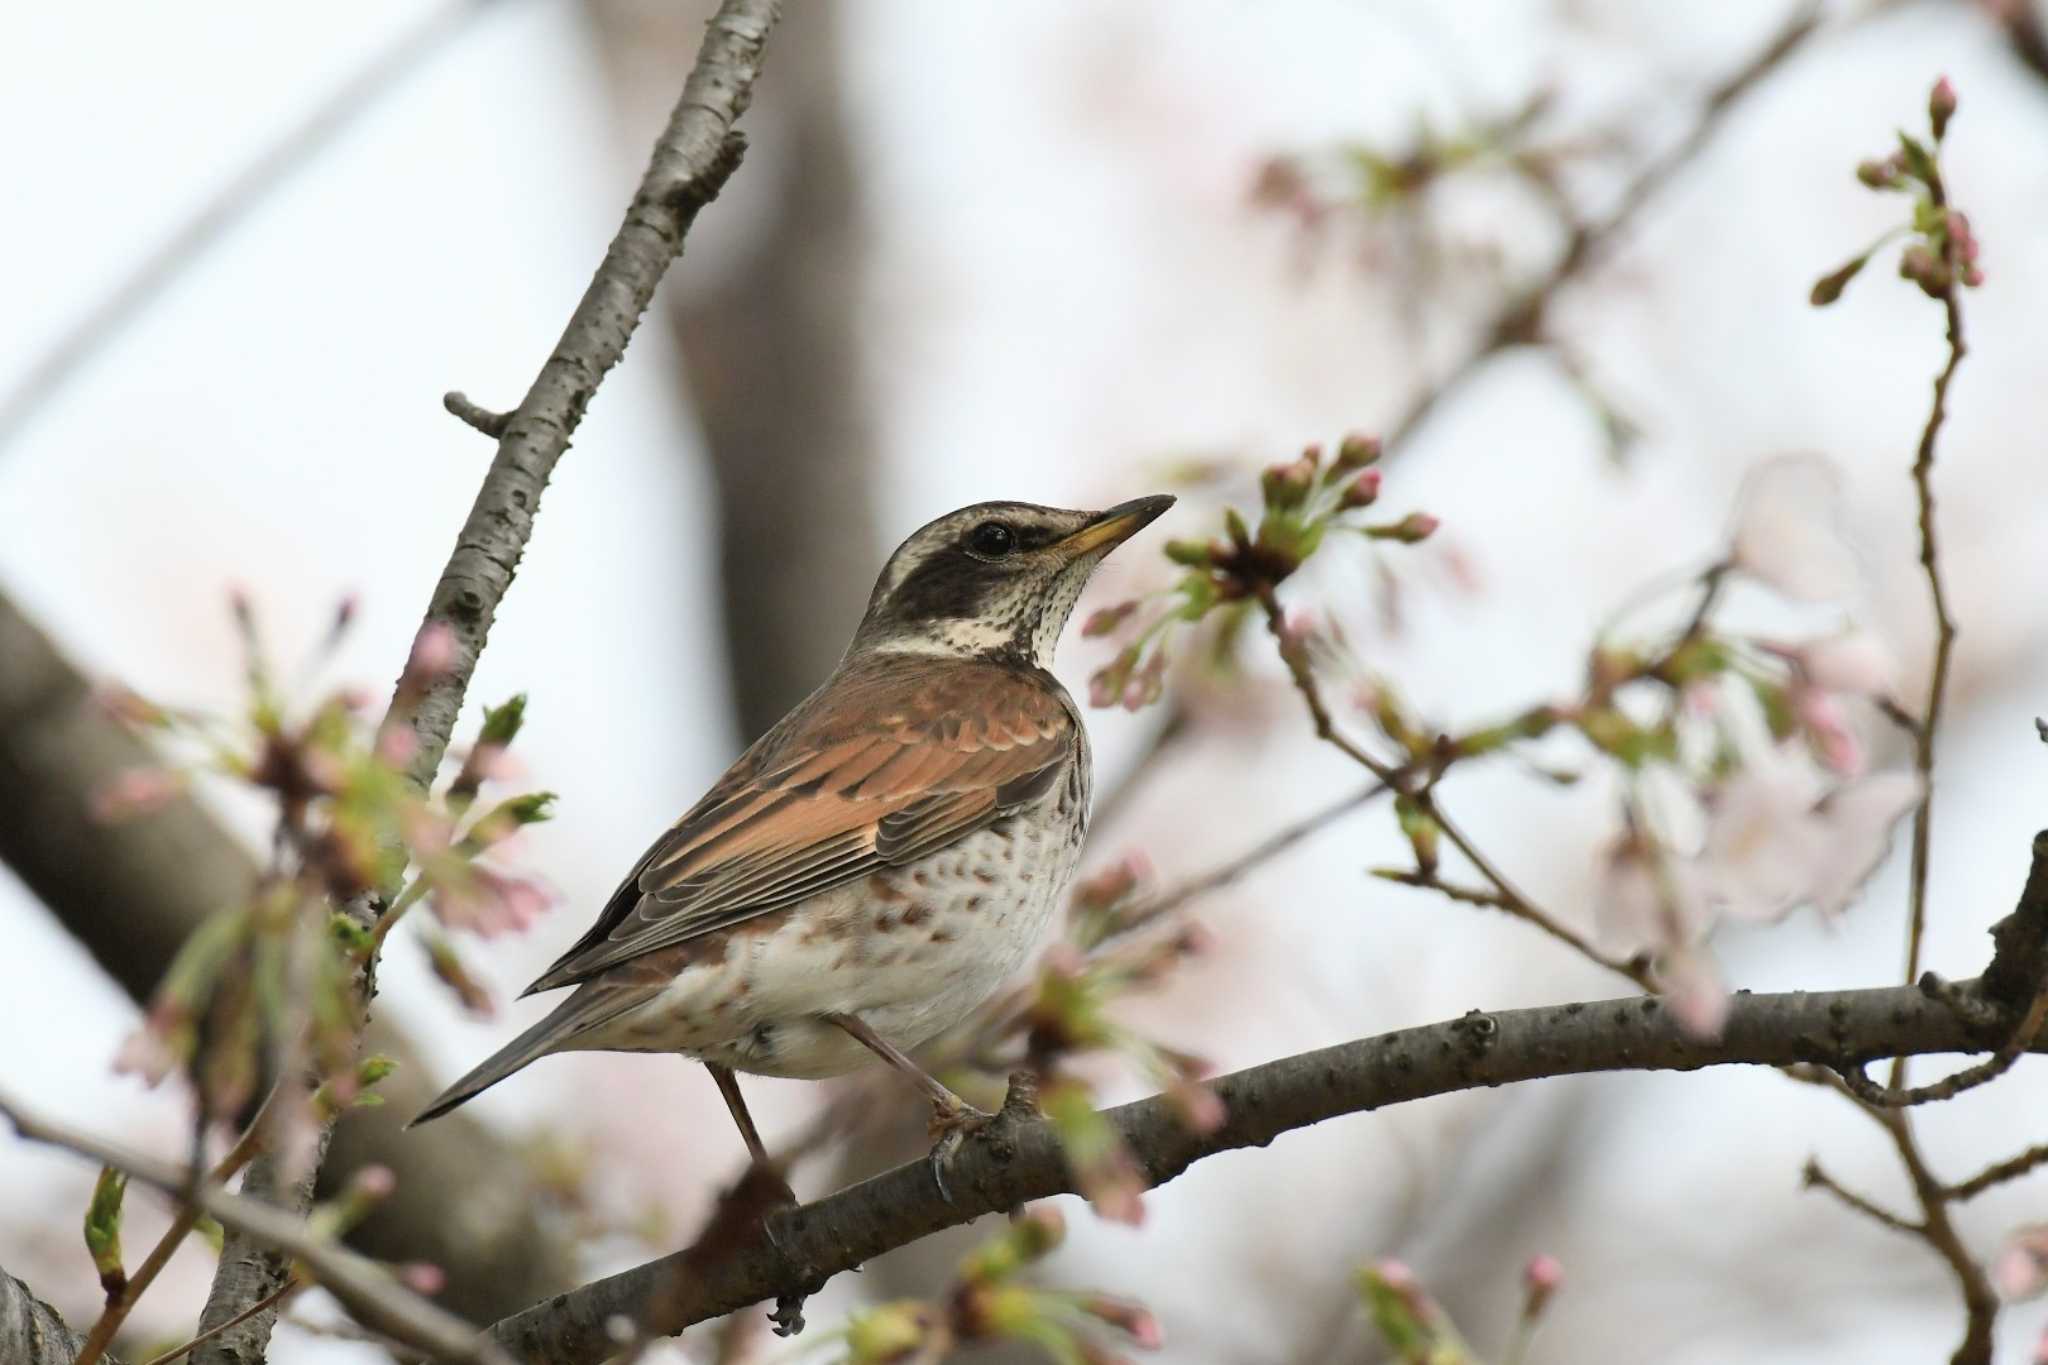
[
  {"x1": 400, "y1": 0, "x2": 777, "y2": 785},
  {"x1": 484, "y1": 974, "x2": 2027, "y2": 1364},
  {"x1": 193, "y1": 1, "x2": 783, "y2": 1356},
  {"x1": 0, "y1": 586, "x2": 577, "y2": 1324},
  {"x1": 1384, "y1": 1, "x2": 1822, "y2": 449},
  {"x1": 1802, "y1": 1158, "x2": 1923, "y2": 1237},
  {"x1": 1897, "y1": 203, "x2": 1968, "y2": 1011},
  {"x1": 0, "y1": 1096, "x2": 509, "y2": 1365},
  {"x1": 2, "y1": 1264, "x2": 112, "y2": 1365},
  {"x1": 1944, "y1": 1141, "x2": 2048, "y2": 1203}
]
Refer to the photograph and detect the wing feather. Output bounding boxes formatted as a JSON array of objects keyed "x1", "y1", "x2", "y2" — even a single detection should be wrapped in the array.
[{"x1": 521, "y1": 657, "x2": 1076, "y2": 994}]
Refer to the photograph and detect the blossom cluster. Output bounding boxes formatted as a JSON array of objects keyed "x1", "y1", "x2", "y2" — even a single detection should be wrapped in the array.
[
  {"x1": 1085, "y1": 434, "x2": 1435, "y2": 712},
  {"x1": 99, "y1": 597, "x2": 557, "y2": 1163},
  {"x1": 826, "y1": 1207, "x2": 1161, "y2": 1364}
]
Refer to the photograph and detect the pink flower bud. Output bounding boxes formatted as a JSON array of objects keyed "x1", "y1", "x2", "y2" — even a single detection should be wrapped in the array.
[
  {"x1": 1081, "y1": 1297, "x2": 1164, "y2": 1349},
  {"x1": 1082, "y1": 601, "x2": 1140, "y2": 638},
  {"x1": 89, "y1": 767, "x2": 186, "y2": 823},
  {"x1": 1171, "y1": 921, "x2": 1216, "y2": 959},
  {"x1": 93, "y1": 684, "x2": 168, "y2": 729},
  {"x1": 112, "y1": 1024, "x2": 179, "y2": 1086},
  {"x1": 398, "y1": 1263, "x2": 446, "y2": 1296},
  {"x1": 1929, "y1": 76, "x2": 1957, "y2": 139},
  {"x1": 1340, "y1": 469, "x2": 1382, "y2": 508},
  {"x1": 1335, "y1": 433, "x2": 1382, "y2": 469},
  {"x1": 1260, "y1": 458, "x2": 1315, "y2": 510},
  {"x1": 351, "y1": 1165, "x2": 398, "y2": 1202},
  {"x1": 1798, "y1": 691, "x2": 1865, "y2": 777},
  {"x1": 1041, "y1": 943, "x2": 1087, "y2": 978},
  {"x1": 1168, "y1": 1079, "x2": 1226, "y2": 1135},
  {"x1": 375, "y1": 723, "x2": 419, "y2": 768},
  {"x1": 1994, "y1": 1225, "x2": 2048, "y2": 1300},
  {"x1": 1073, "y1": 853, "x2": 1147, "y2": 911},
  {"x1": 1522, "y1": 1253, "x2": 1564, "y2": 1318},
  {"x1": 1369, "y1": 512, "x2": 1439, "y2": 544}
]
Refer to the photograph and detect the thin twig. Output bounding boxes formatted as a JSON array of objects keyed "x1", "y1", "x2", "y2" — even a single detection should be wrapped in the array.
[
  {"x1": 1802, "y1": 1158, "x2": 1923, "y2": 1237},
  {"x1": 1382, "y1": 2, "x2": 1823, "y2": 450},
  {"x1": 1878, "y1": 1106, "x2": 1999, "y2": 1364},
  {"x1": 1255, "y1": 566, "x2": 1653, "y2": 990},
  {"x1": 777, "y1": 778, "x2": 1398, "y2": 1163},
  {"x1": 1090, "y1": 701, "x2": 1193, "y2": 833},
  {"x1": 482, "y1": 974, "x2": 2028, "y2": 1365},
  {"x1": 0, "y1": 1094, "x2": 510, "y2": 1365},
  {"x1": 139, "y1": 1277, "x2": 303, "y2": 1365},
  {"x1": 1945, "y1": 1142, "x2": 2048, "y2": 1203},
  {"x1": 442, "y1": 391, "x2": 513, "y2": 438},
  {"x1": 1252, "y1": 584, "x2": 1401, "y2": 783},
  {"x1": 1896, "y1": 219, "x2": 1969, "y2": 1047},
  {"x1": 1130, "y1": 779, "x2": 1391, "y2": 928},
  {"x1": 190, "y1": 3, "x2": 782, "y2": 1355},
  {"x1": 71, "y1": 1106, "x2": 271, "y2": 1365},
  {"x1": 1840, "y1": 988, "x2": 2048, "y2": 1108},
  {"x1": 1378, "y1": 859, "x2": 1651, "y2": 987},
  {"x1": 1414, "y1": 799, "x2": 1657, "y2": 989}
]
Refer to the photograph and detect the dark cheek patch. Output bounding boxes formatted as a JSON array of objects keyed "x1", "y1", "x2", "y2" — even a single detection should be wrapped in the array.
[{"x1": 889, "y1": 551, "x2": 1000, "y2": 621}]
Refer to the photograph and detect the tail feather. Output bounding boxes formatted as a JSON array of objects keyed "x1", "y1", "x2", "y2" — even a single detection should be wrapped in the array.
[{"x1": 409, "y1": 985, "x2": 644, "y2": 1126}]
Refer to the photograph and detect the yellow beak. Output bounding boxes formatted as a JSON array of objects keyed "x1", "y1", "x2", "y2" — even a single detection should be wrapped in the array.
[{"x1": 1055, "y1": 493, "x2": 1176, "y2": 558}]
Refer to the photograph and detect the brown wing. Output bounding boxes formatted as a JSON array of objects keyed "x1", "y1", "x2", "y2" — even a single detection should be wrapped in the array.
[{"x1": 521, "y1": 656, "x2": 1076, "y2": 994}]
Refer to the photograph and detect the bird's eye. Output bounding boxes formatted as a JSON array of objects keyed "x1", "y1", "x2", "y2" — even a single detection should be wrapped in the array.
[{"x1": 968, "y1": 521, "x2": 1016, "y2": 557}]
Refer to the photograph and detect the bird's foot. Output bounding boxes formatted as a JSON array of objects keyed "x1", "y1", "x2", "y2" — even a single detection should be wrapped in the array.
[
  {"x1": 752, "y1": 1169, "x2": 825, "y2": 1337},
  {"x1": 926, "y1": 1101, "x2": 997, "y2": 1204}
]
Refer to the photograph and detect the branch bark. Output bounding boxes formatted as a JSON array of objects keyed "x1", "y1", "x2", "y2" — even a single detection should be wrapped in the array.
[
  {"x1": 0, "y1": 587, "x2": 576, "y2": 1324},
  {"x1": 192, "y1": 1, "x2": 783, "y2": 1357},
  {"x1": 0, "y1": 1098, "x2": 511, "y2": 1365},
  {"x1": 2, "y1": 1265, "x2": 110, "y2": 1365},
  {"x1": 485, "y1": 973, "x2": 2029, "y2": 1364}
]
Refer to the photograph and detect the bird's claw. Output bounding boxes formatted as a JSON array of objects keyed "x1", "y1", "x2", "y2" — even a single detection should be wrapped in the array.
[
  {"x1": 751, "y1": 1166, "x2": 816, "y2": 1337},
  {"x1": 926, "y1": 1102, "x2": 996, "y2": 1204}
]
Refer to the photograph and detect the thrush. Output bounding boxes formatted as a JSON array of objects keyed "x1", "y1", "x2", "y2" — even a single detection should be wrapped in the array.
[{"x1": 413, "y1": 493, "x2": 1174, "y2": 1188}]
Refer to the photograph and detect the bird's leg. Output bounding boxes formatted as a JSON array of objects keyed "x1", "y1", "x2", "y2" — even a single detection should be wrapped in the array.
[
  {"x1": 823, "y1": 1012, "x2": 992, "y2": 1202},
  {"x1": 707, "y1": 1060, "x2": 772, "y2": 1166},
  {"x1": 703, "y1": 1063, "x2": 815, "y2": 1337}
]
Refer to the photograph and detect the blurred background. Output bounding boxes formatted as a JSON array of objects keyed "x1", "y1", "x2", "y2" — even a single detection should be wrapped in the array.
[{"x1": 4, "y1": 1, "x2": 2048, "y2": 1360}]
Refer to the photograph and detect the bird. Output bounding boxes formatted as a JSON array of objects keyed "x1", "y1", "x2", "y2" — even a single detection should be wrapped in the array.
[{"x1": 412, "y1": 493, "x2": 1174, "y2": 1189}]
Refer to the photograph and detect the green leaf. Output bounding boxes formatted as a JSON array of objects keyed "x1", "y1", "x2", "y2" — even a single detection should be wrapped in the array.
[
  {"x1": 457, "y1": 791, "x2": 559, "y2": 855},
  {"x1": 329, "y1": 911, "x2": 376, "y2": 953},
  {"x1": 1895, "y1": 131, "x2": 1937, "y2": 185},
  {"x1": 1809, "y1": 254, "x2": 1867, "y2": 307},
  {"x1": 478, "y1": 693, "x2": 527, "y2": 749},
  {"x1": 1394, "y1": 796, "x2": 1441, "y2": 875},
  {"x1": 83, "y1": 1165, "x2": 128, "y2": 1296}
]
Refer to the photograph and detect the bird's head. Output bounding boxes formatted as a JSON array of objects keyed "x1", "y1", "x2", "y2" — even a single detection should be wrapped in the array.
[{"x1": 850, "y1": 494, "x2": 1176, "y2": 668}]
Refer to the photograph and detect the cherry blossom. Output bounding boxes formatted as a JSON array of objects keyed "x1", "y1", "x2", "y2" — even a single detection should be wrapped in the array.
[
  {"x1": 1727, "y1": 455, "x2": 1861, "y2": 602},
  {"x1": 1764, "y1": 628, "x2": 1900, "y2": 699},
  {"x1": 1994, "y1": 1224, "x2": 2048, "y2": 1300}
]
